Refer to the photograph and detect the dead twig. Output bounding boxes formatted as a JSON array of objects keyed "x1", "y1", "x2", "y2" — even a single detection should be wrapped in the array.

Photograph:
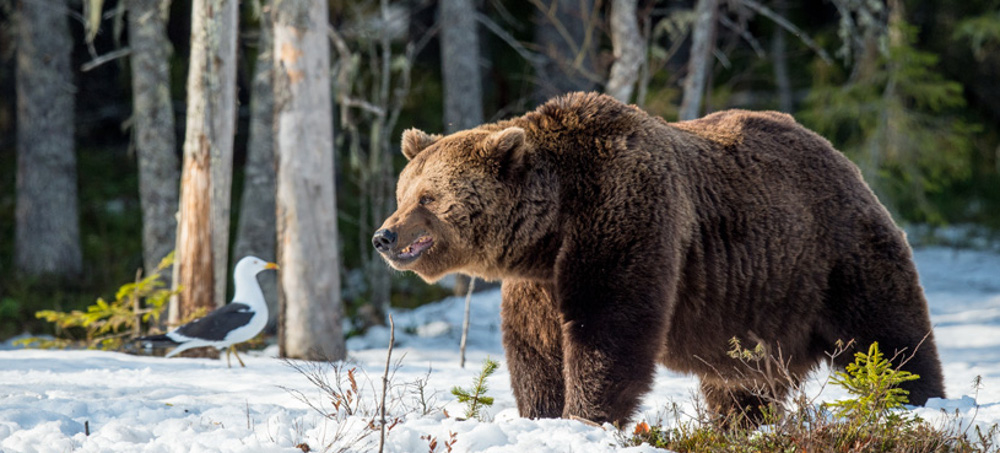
[
  {"x1": 459, "y1": 277, "x2": 476, "y2": 368},
  {"x1": 378, "y1": 314, "x2": 395, "y2": 453}
]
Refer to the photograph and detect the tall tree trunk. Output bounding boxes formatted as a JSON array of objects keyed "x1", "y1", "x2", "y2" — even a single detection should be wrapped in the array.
[
  {"x1": 170, "y1": 0, "x2": 238, "y2": 340},
  {"x1": 274, "y1": 0, "x2": 346, "y2": 361},
  {"x1": 234, "y1": 4, "x2": 277, "y2": 331},
  {"x1": 15, "y1": 0, "x2": 81, "y2": 278},
  {"x1": 679, "y1": 0, "x2": 719, "y2": 120},
  {"x1": 771, "y1": 1, "x2": 793, "y2": 113},
  {"x1": 127, "y1": 0, "x2": 180, "y2": 276},
  {"x1": 532, "y1": 0, "x2": 598, "y2": 102},
  {"x1": 606, "y1": 0, "x2": 644, "y2": 103},
  {"x1": 440, "y1": 0, "x2": 483, "y2": 297}
]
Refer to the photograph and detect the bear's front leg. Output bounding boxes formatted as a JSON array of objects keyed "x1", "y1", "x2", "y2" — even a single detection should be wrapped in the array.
[
  {"x1": 501, "y1": 280, "x2": 565, "y2": 419},
  {"x1": 557, "y1": 253, "x2": 672, "y2": 426}
]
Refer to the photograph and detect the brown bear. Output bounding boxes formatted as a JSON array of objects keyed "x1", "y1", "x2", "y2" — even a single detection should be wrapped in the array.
[{"x1": 372, "y1": 92, "x2": 945, "y2": 426}]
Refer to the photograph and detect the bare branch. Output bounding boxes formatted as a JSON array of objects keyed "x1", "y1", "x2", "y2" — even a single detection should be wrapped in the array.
[
  {"x1": 475, "y1": 12, "x2": 545, "y2": 64},
  {"x1": 740, "y1": 0, "x2": 832, "y2": 64},
  {"x1": 459, "y1": 278, "x2": 476, "y2": 368},
  {"x1": 81, "y1": 47, "x2": 131, "y2": 72},
  {"x1": 719, "y1": 14, "x2": 764, "y2": 58},
  {"x1": 378, "y1": 315, "x2": 395, "y2": 453}
]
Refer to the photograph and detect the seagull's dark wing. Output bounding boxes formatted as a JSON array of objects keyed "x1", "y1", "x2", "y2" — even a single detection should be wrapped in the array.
[{"x1": 175, "y1": 302, "x2": 254, "y2": 341}]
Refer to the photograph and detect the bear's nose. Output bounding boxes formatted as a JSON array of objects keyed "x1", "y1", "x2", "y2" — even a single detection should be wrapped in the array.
[{"x1": 372, "y1": 229, "x2": 397, "y2": 253}]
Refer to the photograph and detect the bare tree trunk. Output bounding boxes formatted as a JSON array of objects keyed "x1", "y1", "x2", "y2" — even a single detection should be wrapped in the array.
[
  {"x1": 771, "y1": 1, "x2": 793, "y2": 113},
  {"x1": 679, "y1": 0, "x2": 719, "y2": 120},
  {"x1": 127, "y1": 0, "x2": 180, "y2": 276},
  {"x1": 234, "y1": 4, "x2": 277, "y2": 331},
  {"x1": 532, "y1": 0, "x2": 599, "y2": 102},
  {"x1": 606, "y1": 0, "x2": 644, "y2": 103},
  {"x1": 15, "y1": 0, "x2": 81, "y2": 278},
  {"x1": 440, "y1": 0, "x2": 483, "y2": 296},
  {"x1": 274, "y1": 0, "x2": 346, "y2": 361},
  {"x1": 440, "y1": 0, "x2": 483, "y2": 131},
  {"x1": 170, "y1": 0, "x2": 238, "y2": 341}
]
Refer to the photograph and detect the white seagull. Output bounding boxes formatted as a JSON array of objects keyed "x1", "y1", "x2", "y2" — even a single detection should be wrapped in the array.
[{"x1": 137, "y1": 256, "x2": 278, "y2": 367}]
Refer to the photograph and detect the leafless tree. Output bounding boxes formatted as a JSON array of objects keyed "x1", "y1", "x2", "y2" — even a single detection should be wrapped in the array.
[
  {"x1": 15, "y1": 0, "x2": 81, "y2": 278},
  {"x1": 274, "y1": 0, "x2": 346, "y2": 360},
  {"x1": 679, "y1": 0, "x2": 719, "y2": 120},
  {"x1": 234, "y1": 2, "x2": 277, "y2": 330},
  {"x1": 530, "y1": 0, "x2": 600, "y2": 102},
  {"x1": 606, "y1": 0, "x2": 645, "y2": 103},
  {"x1": 170, "y1": 0, "x2": 239, "y2": 348},
  {"x1": 127, "y1": 0, "x2": 180, "y2": 275},
  {"x1": 770, "y1": 1, "x2": 793, "y2": 113}
]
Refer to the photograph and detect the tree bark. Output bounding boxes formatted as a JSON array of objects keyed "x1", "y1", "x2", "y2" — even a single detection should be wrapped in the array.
[
  {"x1": 440, "y1": 0, "x2": 483, "y2": 132},
  {"x1": 532, "y1": 0, "x2": 598, "y2": 102},
  {"x1": 679, "y1": 0, "x2": 719, "y2": 120},
  {"x1": 440, "y1": 0, "x2": 484, "y2": 296},
  {"x1": 771, "y1": 1, "x2": 793, "y2": 113},
  {"x1": 274, "y1": 0, "x2": 346, "y2": 361},
  {"x1": 170, "y1": 0, "x2": 238, "y2": 336},
  {"x1": 127, "y1": 0, "x2": 180, "y2": 276},
  {"x1": 15, "y1": 0, "x2": 81, "y2": 278},
  {"x1": 234, "y1": 4, "x2": 277, "y2": 331},
  {"x1": 606, "y1": 0, "x2": 644, "y2": 103}
]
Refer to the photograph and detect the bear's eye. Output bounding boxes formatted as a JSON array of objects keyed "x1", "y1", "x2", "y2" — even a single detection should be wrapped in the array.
[{"x1": 419, "y1": 195, "x2": 434, "y2": 206}]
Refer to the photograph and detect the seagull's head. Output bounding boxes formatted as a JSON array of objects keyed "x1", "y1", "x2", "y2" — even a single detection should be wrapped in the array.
[{"x1": 235, "y1": 256, "x2": 280, "y2": 275}]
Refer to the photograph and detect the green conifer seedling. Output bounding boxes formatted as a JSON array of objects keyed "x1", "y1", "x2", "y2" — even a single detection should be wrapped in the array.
[{"x1": 451, "y1": 358, "x2": 499, "y2": 420}]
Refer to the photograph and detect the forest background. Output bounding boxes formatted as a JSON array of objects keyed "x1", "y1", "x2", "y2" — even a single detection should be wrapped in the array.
[{"x1": 0, "y1": 0, "x2": 998, "y2": 353}]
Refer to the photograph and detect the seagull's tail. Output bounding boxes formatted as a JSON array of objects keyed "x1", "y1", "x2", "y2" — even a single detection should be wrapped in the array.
[{"x1": 134, "y1": 334, "x2": 179, "y2": 346}]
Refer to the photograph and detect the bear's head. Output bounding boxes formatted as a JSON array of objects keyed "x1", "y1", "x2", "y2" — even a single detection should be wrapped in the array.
[{"x1": 372, "y1": 126, "x2": 531, "y2": 282}]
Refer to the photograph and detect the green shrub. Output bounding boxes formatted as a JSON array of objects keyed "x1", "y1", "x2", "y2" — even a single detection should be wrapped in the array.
[
  {"x1": 16, "y1": 253, "x2": 178, "y2": 351},
  {"x1": 626, "y1": 341, "x2": 996, "y2": 452}
]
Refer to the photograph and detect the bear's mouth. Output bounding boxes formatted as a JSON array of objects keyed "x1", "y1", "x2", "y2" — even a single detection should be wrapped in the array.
[{"x1": 394, "y1": 235, "x2": 433, "y2": 263}]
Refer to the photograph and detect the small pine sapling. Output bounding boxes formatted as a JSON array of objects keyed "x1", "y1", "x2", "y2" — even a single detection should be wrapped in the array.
[
  {"x1": 828, "y1": 341, "x2": 921, "y2": 430},
  {"x1": 451, "y1": 358, "x2": 499, "y2": 420}
]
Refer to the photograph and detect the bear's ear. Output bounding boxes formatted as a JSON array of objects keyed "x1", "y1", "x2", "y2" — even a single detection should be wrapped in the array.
[
  {"x1": 401, "y1": 128, "x2": 441, "y2": 160},
  {"x1": 481, "y1": 127, "x2": 527, "y2": 174}
]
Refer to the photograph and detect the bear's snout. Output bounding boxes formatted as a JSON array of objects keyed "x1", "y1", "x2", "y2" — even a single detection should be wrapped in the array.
[{"x1": 372, "y1": 229, "x2": 397, "y2": 253}]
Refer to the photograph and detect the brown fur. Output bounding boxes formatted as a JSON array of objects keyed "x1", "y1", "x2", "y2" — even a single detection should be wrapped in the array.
[{"x1": 376, "y1": 92, "x2": 945, "y2": 425}]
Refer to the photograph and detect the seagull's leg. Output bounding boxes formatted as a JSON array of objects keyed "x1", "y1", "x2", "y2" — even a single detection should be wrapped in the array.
[
  {"x1": 225, "y1": 346, "x2": 233, "y2": 368},
  {"x1": 233, "y1": 346, "x2": 246, "y2": 367}
]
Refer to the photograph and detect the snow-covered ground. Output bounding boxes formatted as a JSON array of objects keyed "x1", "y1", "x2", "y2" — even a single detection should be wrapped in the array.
[{"x1": 1, "y1": 246, "x2": 998, "y2": 452}]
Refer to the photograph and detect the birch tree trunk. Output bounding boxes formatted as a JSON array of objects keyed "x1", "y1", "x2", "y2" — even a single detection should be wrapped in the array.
[
  {"x1": 127, "y1": 0, "x2": 180, "y2": 276},
  {"x1": 234, "y1": 5, "x2": 277, "y2": 331},
  {"x1": 15, "y1": 0, "x2": 81, "y2": 278},
  {"x1": 679, "y1": 0, "x2": 719, "y2": 120},
  {"x1": 440, "y1": 0, "x2": 483, "y2": 296},
  {"x1": 606, "y1": 0, "x2": 644, "y2": 103},
  {"x1": 274, "y1": 0, "x2": 346, "y2": 361},
  {"x1": 170, "y1": 0, "x2": 238, "y2": 338}
]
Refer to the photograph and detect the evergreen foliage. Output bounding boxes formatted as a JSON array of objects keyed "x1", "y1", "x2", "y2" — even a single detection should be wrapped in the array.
[
  {"x1": 450, "y1": 358, "x2": 499, "y2": 421},
  {"x1": 626, "y1": 341, "x2": 997, "y2": 452},
  {"x1": 16, "y1": 253, "x2": 179, "y2": 351},
  {"x1": 802, "y1": 16, "x2": 979, "y2": 224},
  {"x1": 828, "y1": 341, "x2": 920, "y2": 422}
]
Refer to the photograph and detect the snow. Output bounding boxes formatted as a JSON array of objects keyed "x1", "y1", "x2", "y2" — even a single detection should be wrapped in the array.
[{"x1": 1, "y1": 245, "x2": 999, "y2": 452}]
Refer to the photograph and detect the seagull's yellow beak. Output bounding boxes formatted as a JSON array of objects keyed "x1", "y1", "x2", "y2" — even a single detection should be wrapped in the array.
[{"x1": 265, "y1": 262, "x2": 280, "y2": 270}]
